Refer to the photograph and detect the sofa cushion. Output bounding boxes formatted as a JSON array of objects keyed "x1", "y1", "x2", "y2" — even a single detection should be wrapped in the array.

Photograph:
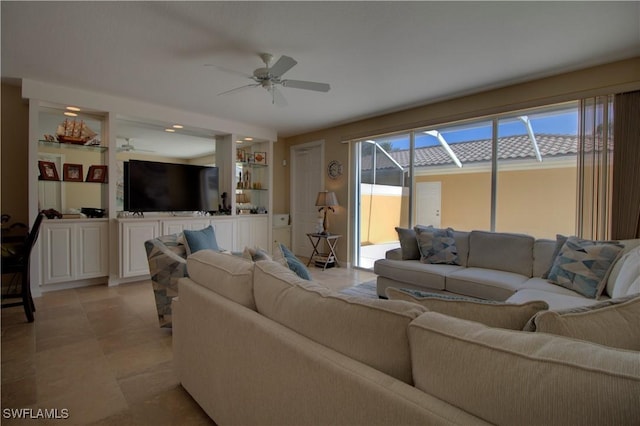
[
  {"x1": 394, "y1": 227, "x2": 420, "y2": 260},
  {"x1": 243, "y1": 246, "x2": 272, "y2": 262},
  {"x1": 386, "y1": 287, "x2": 548, "y2": 330},
  {"x1": 534, "y1": 238, "x2": 557, "y2": 278},
  {"x1": 183, "y1": 225, "x2": 220, "y2": 255},
  {"x1": 452, "y1": 231, "x2": 470, "y2": 267},
  {"x1": 506, "y1": 288, "x2": 602, "y2": 311},
  {"x1": 445, "y1": 267, "x2": 529, "y2": 301},
  {"x1": 253, "y1": 260, "x2": 426, "y2": 384},
  {"x1": 607, "y1": 245, "x2": 640, "y2": 298},
  {"x1": 606, "y1": 239, "x2": 640, "y2": 297},
  {"x1": 540, "y1": 234, "x2": 568, "y2": 279},
  {"x1": 374, "y1": 259, "x2": 463, "y2": 291},
  {"x1": 527, "y1": 294, "x2": 640, "y2": 350},
  {"x1": 186, "y1": 250, "x2": 256, "y2": 310},
  {"x1": 408, "y1": 312, "x2": 640, "y2": 426},
  {"x1": 547, "y1": 236, "x2": 624, "y2": 299},
  {"x1": 415, "y1": 226, "x2": 460, "y2": 265},
  {"x1": 467, "y1": 231, "x2": 534, "y2": 276}
]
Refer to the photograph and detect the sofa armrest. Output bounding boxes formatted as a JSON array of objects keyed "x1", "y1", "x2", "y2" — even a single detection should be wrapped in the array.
[{"x1": 386, "y1": 248, "x2": 404, "y2": 260}]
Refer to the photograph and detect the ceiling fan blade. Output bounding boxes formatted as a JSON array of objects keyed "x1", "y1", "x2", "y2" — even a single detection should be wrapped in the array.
[
  {"x1": 269, "y1": 55, "x2": 297, "y2": 77},
  {"x1": 282, "y1": 79, "x2": 331, "y2": 92},
  {"x1": 204, "y1": 64, "x2": 253, "y2": 79},
  {"x1": 217, "y1": 84, "x2": 259, "y2": 96}
]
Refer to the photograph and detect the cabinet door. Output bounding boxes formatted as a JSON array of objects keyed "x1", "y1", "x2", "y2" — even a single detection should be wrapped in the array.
[
  {"x1": 76, "y1": 221, "x2": 109, "y2": 279},
  {"x1": 120, "y1": 221, "x2": 159, "y2": 278},
  {"x1": 211, "y1": 218, "x2": 235, "y2": 251},
  {"x1": 161, "y1": 220, "x2": 210, "y2": 235},
  {"x1": 252, "y1": 216, "x2": 270, "y2": 251},
  {"x1": 236, "y1": 216, "x2": 269, "y2": 251},
  {"x1": 41, "y1": 222, "x2": 75, "y2": 285},
  {"x1": 236, "y1": 217, "x2": 253, "y2": 250},
  {"x1": 272, "y1": 227, "x2": 292, "y2": 252},
  {"x1": 163, "y1": 222, "x2": 185, "y2": 235}
]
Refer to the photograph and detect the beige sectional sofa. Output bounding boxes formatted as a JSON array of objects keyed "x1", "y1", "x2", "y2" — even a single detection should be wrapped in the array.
[
  {"x1": 173, "y1": 249, "x2": 640, "y2": 426},
  {"x1": 374, "y1": 229, "x2": 640, "y2": 310}
]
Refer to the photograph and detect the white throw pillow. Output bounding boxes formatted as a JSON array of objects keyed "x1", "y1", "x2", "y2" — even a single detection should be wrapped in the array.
[{"x1": 610, "y1": 246, "x2": 640, "y2": 298}]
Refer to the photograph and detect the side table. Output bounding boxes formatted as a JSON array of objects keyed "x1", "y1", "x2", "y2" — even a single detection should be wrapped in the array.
[{"x1": 306, "y1": 233, "x2": 341, "y2": 270}]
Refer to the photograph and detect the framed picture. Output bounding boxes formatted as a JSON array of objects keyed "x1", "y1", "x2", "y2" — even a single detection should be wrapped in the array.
[
  {"x1": 86, "y1": 165, "x2": 108, "y2": 183},
  {"x1": 236, "y1": 148, "x2": 246, "y2": 162},
  {"x1": 246, "y1": 153, "x2": 255, "y2": 163},
  {"x1": 63, "y1": 163, "x2": 84, "y2": 182},
  {"x1": 254, "y1": 152, "x2": 267, "y2": 165},
  {"x1": 38, "y1": 160, "x2": 60, "y2": 181}
]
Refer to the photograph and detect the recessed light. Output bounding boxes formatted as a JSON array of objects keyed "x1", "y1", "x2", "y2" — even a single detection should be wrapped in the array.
[
  {"x1": 236, "y1": 140, "x2": 243, "y2": 144},
  {"x1": 172, "y1": 124, "x2": 183, "y2": 129},
  {"x1": 244, "y1": 137, "x2": 253, "y2": 141},
  {"x1": 66, "y1": 106, "x2": 81, "y2": 112},
  {"x1": 165, "y1": 128, "x2": 175, "y2": 133},
  {"x1": 64, "y1": 112, "x2": 78, "y2": 117}
]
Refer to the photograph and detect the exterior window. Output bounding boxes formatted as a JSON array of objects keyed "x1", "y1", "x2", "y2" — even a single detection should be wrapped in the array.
[
  {"x1": 496, "y1": 103, "x2": 578, "y2": 239},
  {"x1": 353, "y1": 100, "x2": 588, "y2": 269},
  {"x1": 414, "y1": 120, "x2": 493, "y2": 232}
]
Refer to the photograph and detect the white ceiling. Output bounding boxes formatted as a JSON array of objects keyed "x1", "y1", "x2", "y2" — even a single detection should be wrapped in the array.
[{"x1": 3, "y1": 1, "x2": 639, "y2": 148}]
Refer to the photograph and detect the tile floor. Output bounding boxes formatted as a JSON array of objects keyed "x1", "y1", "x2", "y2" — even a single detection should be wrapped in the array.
[{"x1": 1, "y1": 264, "x2": 377, "y2": 425}]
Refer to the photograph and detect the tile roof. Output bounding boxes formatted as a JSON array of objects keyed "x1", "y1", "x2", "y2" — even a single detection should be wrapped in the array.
[{"x1": 364, "y1": 134, "x2": 580, "y2": 170}]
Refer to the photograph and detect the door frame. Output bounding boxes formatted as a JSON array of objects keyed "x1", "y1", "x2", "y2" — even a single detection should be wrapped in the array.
[{"x1": 290, "y1": 140, "x2": 325, "y2": 256}]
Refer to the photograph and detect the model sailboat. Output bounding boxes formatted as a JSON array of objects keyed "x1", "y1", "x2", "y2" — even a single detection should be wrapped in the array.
[{"x1": 55, "y1": 119, "x2": 98, "y2": 145}]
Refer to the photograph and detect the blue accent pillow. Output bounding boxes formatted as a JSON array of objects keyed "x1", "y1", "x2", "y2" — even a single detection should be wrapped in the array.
[
  {"x1": 183, "y1": 225, "x2": 219, "y2": 255},
  {"x1": 279, "y1": 243, "x2": 312, "y2": 280},
  {"x1": 547, "y1": 236, "x2": 624, "y2": 298},
  {"x1": 414, "y1": 226, "x2": 459, "y2": 265}
]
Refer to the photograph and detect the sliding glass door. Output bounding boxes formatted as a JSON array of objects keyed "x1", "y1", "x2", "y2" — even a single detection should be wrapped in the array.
[
  {"x1": 352, "y1": 100, "x2": 588, "y2": 269},
  {"x1": 355, "y1": 134, "x2": 410, "y2": 268}
]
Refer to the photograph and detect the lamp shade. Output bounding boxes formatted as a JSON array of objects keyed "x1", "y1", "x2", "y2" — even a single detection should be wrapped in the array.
[{"x1": 315, "y1": 191, "x2": 339, "y2": 207}]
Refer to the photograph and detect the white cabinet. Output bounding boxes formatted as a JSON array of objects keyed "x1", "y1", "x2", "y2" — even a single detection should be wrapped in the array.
[
  {"x1": 120, "y1": 220, "x2": 159, "y2": 278},
  {"x1": 210, "y1": 218, "x2": 236, "y2": 251},
  {"x1": 237, "y1": 216, "x2": 269, "y2": 251},
  {"x1": 76, "y1": 221, "x2": 109, "y2": 279},
  {"x1": 273, "y1": 225, "x2": 292, "y2": 252},
  {"x1": 161, "y1": 219, "x2": 210, "y2": 235},
  {"x1": 41, "y1": 220, "x2": 109, "y2": 285}
]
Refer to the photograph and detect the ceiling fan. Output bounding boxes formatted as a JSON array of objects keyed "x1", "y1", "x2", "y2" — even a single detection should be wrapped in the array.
[
  {"x1": 211, "y1": 53, "x2": 330, "y2": 106},
  {"x1": 117, "y1": 138, "x2": 155, "y2": 153}
]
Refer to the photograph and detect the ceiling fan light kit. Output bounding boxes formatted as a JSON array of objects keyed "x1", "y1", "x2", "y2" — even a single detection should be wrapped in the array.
[{"x1": 216, "y1": 53, "x2": 331, "y2": 105}]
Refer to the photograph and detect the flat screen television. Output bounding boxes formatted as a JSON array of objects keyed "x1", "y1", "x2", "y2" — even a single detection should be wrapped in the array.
[{"x1": 123, "y1": 160, "x2": 219, "y2": 212}]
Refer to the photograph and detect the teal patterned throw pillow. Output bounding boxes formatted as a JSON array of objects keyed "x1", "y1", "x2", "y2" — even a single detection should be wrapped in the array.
[
  {"x1": 414, "y1": 226, "x2": 459, "y2": 265},
  {"x1": 183, "y1": 225, "x2": 219, "y2": 255},
  {"x1": 278, "y1": 243, "x2": 312, "y2": 280},
  {"x1": 547, "y1": 236, "x2": 623, "y2": 299}
]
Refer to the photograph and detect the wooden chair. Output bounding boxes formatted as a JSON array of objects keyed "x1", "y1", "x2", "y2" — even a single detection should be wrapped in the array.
[{"x1": 1, "y1": 213, "x2": 44, "y2": 322}]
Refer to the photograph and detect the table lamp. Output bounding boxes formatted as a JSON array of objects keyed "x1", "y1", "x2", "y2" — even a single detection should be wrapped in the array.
[{"x1": 315, "y1": 190, "x2": 338, "y2": 234}]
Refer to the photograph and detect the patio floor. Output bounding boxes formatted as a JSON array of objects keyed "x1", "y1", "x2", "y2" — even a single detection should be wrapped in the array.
[{"x1": 358, "y1": 242, "x2": 400, "y2": 269}]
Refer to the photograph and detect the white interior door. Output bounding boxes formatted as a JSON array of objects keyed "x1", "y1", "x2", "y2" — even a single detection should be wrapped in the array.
[
  {"x1": 291, "y1": 142, "x2": 323, "y2": 257},
  {"x1": 415, "y1": 181, "x2": 442, "y2": 227}
]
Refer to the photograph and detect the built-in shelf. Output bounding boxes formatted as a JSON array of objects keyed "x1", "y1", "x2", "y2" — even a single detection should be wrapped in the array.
[
  {"x1": 236, "y1": 162, "x2": 268, "y2": 168},
  {"x1": 38, "y1": 140, "x2": 107, "y2": 153}
]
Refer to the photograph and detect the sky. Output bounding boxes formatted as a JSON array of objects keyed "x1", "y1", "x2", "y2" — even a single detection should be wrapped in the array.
[{"x1": 378, "y1": 110, "x2": 579, "y2": 150}]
